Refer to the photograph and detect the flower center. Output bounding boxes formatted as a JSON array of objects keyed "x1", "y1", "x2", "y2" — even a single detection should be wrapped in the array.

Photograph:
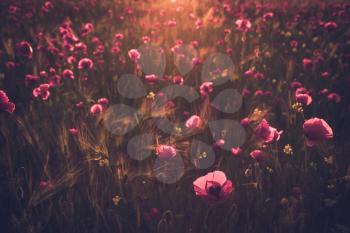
[{"x1": 208, "y1": 185, "x2": 222, "y2": 198}]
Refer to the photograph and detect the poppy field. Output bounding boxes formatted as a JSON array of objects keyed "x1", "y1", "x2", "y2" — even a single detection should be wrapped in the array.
[{"x1": 0, "y1": 0, "x2": 350, "y2": 232}]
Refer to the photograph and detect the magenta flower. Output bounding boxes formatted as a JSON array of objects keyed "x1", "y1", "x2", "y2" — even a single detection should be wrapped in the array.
[
  {"x1": 75, "y1": 101, "x2": 84, "y2": 109},
  {"x1": 231, "y1": 147, "x2": 242, "y2": 156},
  {"x1": 167, "y1": 19, "x2": 177, "y2": 27},
  {"x1": 81, "y1": 23, "x2": 94, "y2": 36},
  {"x1": 41, "y1": 1, "x2": 54, "y2": 13},
  {"x1": 319, "y1": 89, "x2": 329, "y2": 95},
  {"x1": 250, "y1": 150, "x2": 269, "y2": 161},
  {"x1": 155, "y1": 145, "x2": 176, "y2": 160},
  {"x1": 172, "y1": 75, "x2": 184, "y2": 85},
  {"x1": 0, "y1": 90, "x2": 15, "y2": 114},
  {"x1": 302, "y1": 58, "x2": 313, "y2": 70},
  {"x1": 115, "y1": 33, "x2": 124, "y2": 40},
  {"x1": 185, "y1": 115, "x2": 202, "y2": 130},
  {"x1": 69, "y1": 128, "x2": 78, "y2": 136},
  {"x1": 242, "y1": 88, "x2": 251, "y2": 97},
  {"x1": 142, "y1": 36, "x2": 150, "y2": 43},
  {"x1": 193, "y1": 171, "x2": 233, "y2": 205},
  {"x1": 303, "y1": 118, "x2": 333, "y2": 147},
  {"x1": 78, "y1": 58, "x2": 94, "y2": 70},
  {"x1": 16, "y1": 41, "x2": 33, "y2": 59},
  {"x1": 323, "y1": 21, "x2": 337, "y2": 31},
  {"x1": 327, "y1": 93, "x2": 341, "y2": 103},
  {"x1": 5, "y1": 61, "x2": 16, "y2": 70},
  {"x1": 62, "y1": 69, "x2": 75, "y2": 79},
  {"x1": 254, "y1": 90, "x2": 264, "y2": 97},
  {"x1": 263, "y1": 12, "x2": 274, "y2": 21},
  {"x1": 290, "y1": 81, "x2": 303, "y2": 89},
  {"x1": 295, "y1": 92, "x2": 312, "y2": 106},
  {"x1": 235, "y1": 19, "x2": 252, "y2": 32},
  {"x1": 98, "y1": 98, "x2": 109, "y2": 105},
  {"x1": 25, "y1": 74, "x2": 40, "y2": 85},
  {"x1": 255, "y1": 119, "x2": 283, "y2": 144},
  {"x1": 128, "y1": 49, "x2": 141, "y2": 62},
  {"x1": 321, "y1": 72, "x2": 330, "y2": 78},
  {"x1": 90, "y1": 104, "x2": 103, "y2": 115},
  {"x1": 244, "y1": 69, "x2": 255, "y2": 78},
  {"x1": 33, "y1": 84, "x2": 50, "y2": 101},
  {"x1": 213, "y1": 139, "x2": 225, "y2": 149},
  {"x1": 199, "y1": 82, "x2": 213, "y2": 97},
  {"x1": 145, "y1": 74, "x2": 158, "y2": 84}
]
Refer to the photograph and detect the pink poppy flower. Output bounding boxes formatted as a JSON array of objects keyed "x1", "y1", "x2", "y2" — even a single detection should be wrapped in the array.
[
  {"x1": 199, "y1": 82, "x2": 213, "y2": 97},
  {"x1": 5, "y1": 61, "x2": 16, "y2": 70},
  {"x1": 62, "y1": 69, "x2": 75, "y2": 79},
  {"x1": 321, "y1": 71, "x2": 330, "y2": 78},
  {"x1": 253, "y1": 72, "x2": 265, "y2": 80},
  {"x1": 290, "y1": 81, "x2": 303, "y2": 89},
  {"x1": 295, "y1": 92, "x2": 312, "y2": 106},
  {"x1": 302, "y1": 58, "x2": 313, "y2": 70},
  {"x1": 90, "y1": 104, "x2": 103, "y2": 115},
  {"x1": 25, "y1": 74, "x2": 40, "y2": 85},
  {"x1": 145, "y1": 74, "x2": 158, "y2": 83},
  {"x1": 323, "y1": 21, "x2": 337, "y2": 31},
  {"x1": 226, "y1": 48, "x2": 233, "y2": 55},
  {"x1": 185, "y1": 115, "x2": 202, "y2": 130},
  {"x1": 32, "y1": 84, "x2": 50, "y2": 100},
  {"x1": 214, "y1": 139, "x2": 225, "y2": 149},
  {"x1": 16, "y1": 41, "x2": 33, "y2": 59},
  {"x1": 41, "y1": 1, "x2": 54, "y2": 13},
  {"x1": 244, "y1": 69, "x2": 255, "y2": 78},
  {"x1": 67, "y1": 56, "x2": 76, "y2": 64},
  {"x1": 98, "y1": 98, "x2": 109, "y2": 105},
  {"x1": 142, "y1": 36, "x2": 150, "y2": 43},
  {"x1": 69, "y1": 128, "x2": 78, "y2": 136},
  {"x1": 295, "y1": 87, "x2": 308, "y2": 95},
  {"x1": 172, "y1": 75, "x2": 184, "y2": 85},
  {"x1": 250, "y1": 150, "x2": 269, "y2": 161},
  {"x1": 319, "y1": 89, "x2": 329, "y2": 95},
  {"x1": 191, "y1": 40, "x2": 199, "y2": 48},
  {"x1": 242, "y1": 88, "x2": 251, "y2": 97},
  {"x1": 111, "y1": 46, "x2": 121, "y2": 54},
  {"x1": 231, "y1": 147, "x2": 242, "y2": 156},
  {"x1": 115, "y1": 33, "x2": 124, "y2": 40},
  {"x1": 167, "y1": 19, "x2": 177, "y2": 27},
  {"x1": 255, "y1": 119, "x2": 283, "y2": 144},
  {"x1": 155, "y1": 145, "x2": 177, "y2": 160},
  {"x1": 128, "y1": 49, "x2": 141, "y2": 62},
  {"x1": 327, "y1": 93, "x2": 341, "y2": 103},
  {"x1": 263, "y1": 12, "x2": 274, "y2": 21},
  {"x1": 235, "y1": 19, "x2": 252, "y2": 32},
  {"x1": 81, "y1": 23, "x2": 94, "y2": 36},
  {"x1": 303, "y1": 118, "x2": 333, "y2": 147},
  {"x1": 254, "y1": 90, "x2": 264, "y2": 97},
  {"x1": 78, "y1": 58, "x2": 94, "y2": 70},
  {"x1": 0, "y1": 90, "x2": 15, "y2": 114},
  {"x1": 193, "y1": 170, "x2": 233, "y2": 205}
]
